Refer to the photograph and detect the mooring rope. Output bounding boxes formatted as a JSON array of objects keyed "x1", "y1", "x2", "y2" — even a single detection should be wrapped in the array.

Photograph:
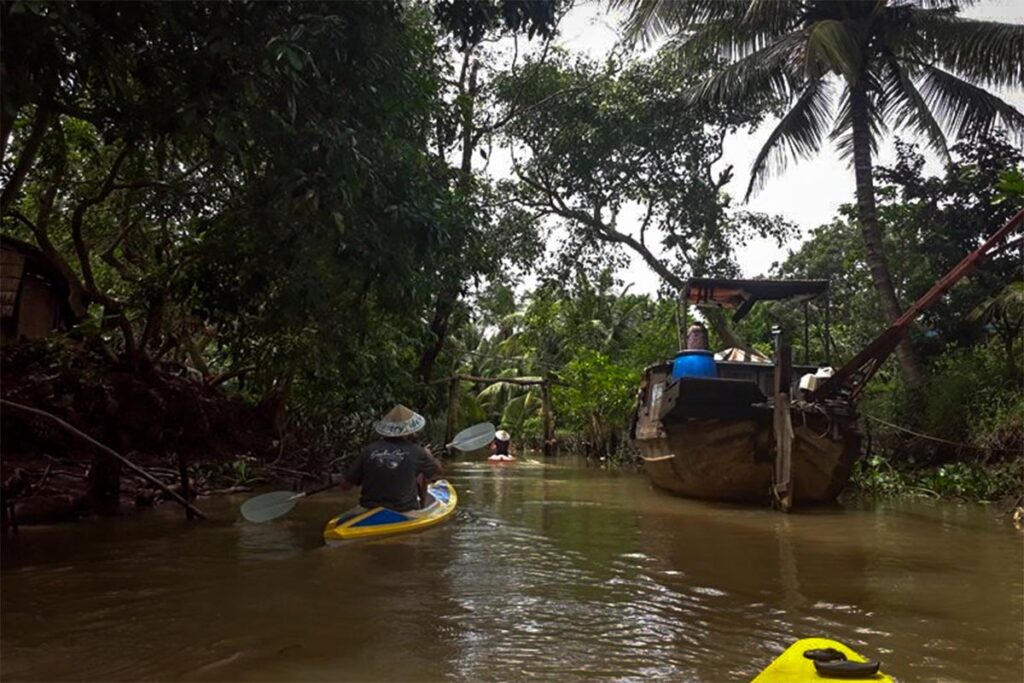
[{"x1": 863, "y1": 412, "x2": 988, "y2": 451}]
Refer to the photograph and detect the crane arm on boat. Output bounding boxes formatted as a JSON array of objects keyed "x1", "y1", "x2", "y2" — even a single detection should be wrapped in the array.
[{"x1": 812, "y1": 208, "x2": 1023, "y2": 402}]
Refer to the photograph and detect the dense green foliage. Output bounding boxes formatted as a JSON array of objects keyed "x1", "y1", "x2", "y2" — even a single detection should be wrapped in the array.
[
  {"x1": 767, "y1": 133, "x2": 1023, "y2": 477},
  {"x1": 2, "y1": 1, "x2": 1021, "y2": 501},
  {"x1": 492, "y1": 47, "x2": 794, "y2": 348},
  {"x1": 435, "y1": 272, "x2": 678, "y2": 460},
  {"x1": 851, "y1": 454, "x2": 1022, "y2": 501},
  {"x1": 1, "y1": 1, "x2": 553, "y2": 446}
]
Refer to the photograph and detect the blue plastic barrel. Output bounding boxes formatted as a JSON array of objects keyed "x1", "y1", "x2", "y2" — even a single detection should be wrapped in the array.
[{"x1": 671, "y1": 350, "x2": 718, "y2": 380}]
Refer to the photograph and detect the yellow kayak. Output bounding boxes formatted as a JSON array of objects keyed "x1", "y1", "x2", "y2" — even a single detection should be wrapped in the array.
[
  {"x1": 322, "y1": 480, "x2": 457, "y2": 545},
  {"x1": 752, "y1": 638, "x2": 894, "y2": 682}
]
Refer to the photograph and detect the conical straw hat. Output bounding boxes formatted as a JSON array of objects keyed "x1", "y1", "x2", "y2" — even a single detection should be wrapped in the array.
[
  {"x1": 495, "y1": 430, "x2": 510, "y2": 441},
  {"x1": 374, "y1": 404, "x2": 426, "y2": 437}
]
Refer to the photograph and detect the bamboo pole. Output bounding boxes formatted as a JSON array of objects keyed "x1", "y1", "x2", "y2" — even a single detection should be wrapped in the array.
[
  {"x1": 0, "y1": 400, "x2": 207, "y2": 520},
  {"x1": 429, "y1": 374, "x2": 567, "y2": 387}
]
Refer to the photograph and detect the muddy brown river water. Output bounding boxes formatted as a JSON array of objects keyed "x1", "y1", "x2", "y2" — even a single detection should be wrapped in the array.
[{"x1": 1, "y1": 458, "x2": 1021, "y2": 681}]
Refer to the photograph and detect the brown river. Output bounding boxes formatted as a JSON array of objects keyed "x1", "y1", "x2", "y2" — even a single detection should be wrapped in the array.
[{"x1": 2, "y1": 457, "x2": 1022, "y2": 682}]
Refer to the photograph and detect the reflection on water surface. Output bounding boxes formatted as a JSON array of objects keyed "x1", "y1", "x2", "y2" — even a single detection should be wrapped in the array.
[{"x1": 2, "y1": 458, "x2": 1021, "y2": 681}]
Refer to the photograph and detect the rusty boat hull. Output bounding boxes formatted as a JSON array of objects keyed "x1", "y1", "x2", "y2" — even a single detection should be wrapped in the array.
[{"x1": 631, "y1": 363, "x2": 860, "y2": 506}]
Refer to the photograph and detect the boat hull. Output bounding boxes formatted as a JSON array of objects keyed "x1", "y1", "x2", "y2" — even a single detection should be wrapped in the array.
[
  {"x1": 632, "y1": 365, "x2": 859, "y2": 506},
  {"x1": 639, "y1": 415, "x2": 860, "y2": 504},
  {"x1": 322, "y1": 479, "x2": 457, "y2": 545}
]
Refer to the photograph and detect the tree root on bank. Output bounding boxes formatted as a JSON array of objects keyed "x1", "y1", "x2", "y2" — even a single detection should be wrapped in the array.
[
  {"x1": 11, "y1": 495, "x2": 86, "y2": 525},
  {"x1": 1, "y1": 399, "x2": 207, "y2": 521}
]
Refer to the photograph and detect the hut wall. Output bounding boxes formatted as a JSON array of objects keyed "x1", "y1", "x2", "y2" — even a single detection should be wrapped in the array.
[
  {"x1": 1, "y1": 245, "x2": 26, "y2": 316},
  {"x1": 1, "y1": 245, "x2": 27, "y2": 341},
  {"x1": 17, "y1": 275, "x2": 62, "y2": 339}
]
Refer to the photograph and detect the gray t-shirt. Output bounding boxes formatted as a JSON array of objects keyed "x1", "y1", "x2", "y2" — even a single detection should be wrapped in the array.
[{"x1": 346, "y1": 439, "x2": 441, "y2": 511}]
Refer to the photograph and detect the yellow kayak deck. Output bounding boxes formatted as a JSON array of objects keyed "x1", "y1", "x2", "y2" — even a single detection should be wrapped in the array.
[
  {"x1": 752, "y1": 638, "x2": 894, "y2": 682},
  {"x1": 322, "y1": 479, "x2": 457, "y2": 545}
]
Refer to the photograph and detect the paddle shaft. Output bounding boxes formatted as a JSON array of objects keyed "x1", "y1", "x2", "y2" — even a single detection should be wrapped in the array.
[{"x1": 299, "y1": 478, "x2": 342, "y2": 499}]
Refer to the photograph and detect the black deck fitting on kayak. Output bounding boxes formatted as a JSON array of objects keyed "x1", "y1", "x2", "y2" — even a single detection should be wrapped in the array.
[
  {"x1": 813, "y1": 659, "x2": 881, "y2": 678},
  {"x1": 803, "y1": 648, "x2": 847, "y2": 662}
]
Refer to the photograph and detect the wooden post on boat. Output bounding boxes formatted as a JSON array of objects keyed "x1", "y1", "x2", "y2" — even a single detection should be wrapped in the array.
[
  {"x1": 542, "y1": 373, "x2": 554, "y2": 458},
  {"x1": 772, "y1": 328, "x2": 794, "y2": 512},
  {"x1": 674, "y1": 297, "x2": 685, "y2": 351},
  {"x1": 445, "y1": 376, "x2": 459, "y2": 447}
]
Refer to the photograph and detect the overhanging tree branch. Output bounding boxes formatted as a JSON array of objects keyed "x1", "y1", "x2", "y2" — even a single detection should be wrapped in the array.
[
  {"x1": 0, "y1": 104, "x2": 53, "y2": 215},
  {"x1": 70, "y1": 144, "x2": 133, "y2": 294}
]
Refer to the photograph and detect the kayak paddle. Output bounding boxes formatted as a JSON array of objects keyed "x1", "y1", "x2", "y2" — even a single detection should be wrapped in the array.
[
  {"x1": 446, "y1": 422, "x2": 496, "y2": 452},
  {"x1": 240, "y1": 479, "x2": 338, "y2": 523},
  {"x1": 240, "y1": 421, "x2": 495, "y2": 523}
]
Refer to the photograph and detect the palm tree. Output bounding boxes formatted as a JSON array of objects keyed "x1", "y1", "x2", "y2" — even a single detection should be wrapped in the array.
[{"x1": 616, "y1": 0, "x2": 1024, "y2": 388}]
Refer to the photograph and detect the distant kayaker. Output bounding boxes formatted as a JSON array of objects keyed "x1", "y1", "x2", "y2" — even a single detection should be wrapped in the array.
[
  {"x1": 490, "y1": 429, "x2": 514, "y2": 459},
  {"x1": 339, "y1": 404, "x2": 442, "y2": 511}
]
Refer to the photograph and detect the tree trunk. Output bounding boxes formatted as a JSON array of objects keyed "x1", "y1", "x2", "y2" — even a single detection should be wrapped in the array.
[
  {"x1": 0, "y1": 103, "x2": 52, "y2": 216},
  {"x1": 849, "y1": 86, "x2": 926, "y2": 390},
  {"x1": 541, "y1": 376, "x2": 554, "y2": 458},
  {"x1": 0, "y1": 100, "x2": 18, "y2": 163},
  {"x1": 445, "y1": 377, "x2": 459, "y2": 446},
  {"x1": 258, "y1": 371, "x2": 294, "y2": 437},
  {"x1": 416, "y1": 291, "x2": 456, "y2": 383},
  {"x1": 87, "y1": 453, "x2": 121, "y2": 516}
]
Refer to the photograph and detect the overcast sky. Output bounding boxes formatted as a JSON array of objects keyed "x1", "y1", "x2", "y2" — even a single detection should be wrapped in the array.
[{"x1": 511, "y1": 0, "x2": 1024, "y2": 295}]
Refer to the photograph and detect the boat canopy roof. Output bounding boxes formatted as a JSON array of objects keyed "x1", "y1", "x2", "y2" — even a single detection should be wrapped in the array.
[{"x1": 684, "y1": 278, "x2": 828, "y2": 321}]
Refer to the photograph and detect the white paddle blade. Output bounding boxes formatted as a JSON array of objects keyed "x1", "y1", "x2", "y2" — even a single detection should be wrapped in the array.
[
  {"x1": 447, "y1": 422, "x2": 496, "y2": 452},
  {"x1": 240, "y1": 491, "x2": 301, "y2": 523}
]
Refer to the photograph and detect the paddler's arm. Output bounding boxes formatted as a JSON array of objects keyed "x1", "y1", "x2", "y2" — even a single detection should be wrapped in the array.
[
  {"x1": 337, "y1": 450, "x2": 364, "y2": 491},
  {"x1": 420, "y1": 446, "x2": 443, "y2": 480}
]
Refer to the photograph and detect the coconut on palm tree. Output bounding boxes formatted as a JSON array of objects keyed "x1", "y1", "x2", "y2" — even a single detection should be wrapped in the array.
[{"x1": 617, "y1": 0, "x2": 1024, "y2": 388}]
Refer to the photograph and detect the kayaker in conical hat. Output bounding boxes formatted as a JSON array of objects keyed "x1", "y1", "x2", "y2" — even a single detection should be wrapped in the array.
[
  {"x1": 338, "y1": 405, "x2": 442, "y2": 511},
  {"x1": 373, "y1": 404, "x2": 426, "y2": 438},
  {"x1": 489, "y1": 428, "x2": 515, "y2": 461}
]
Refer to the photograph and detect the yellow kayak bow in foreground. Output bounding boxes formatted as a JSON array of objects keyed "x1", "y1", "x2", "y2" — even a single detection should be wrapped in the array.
[{"x1": 752, "y1": 637, "x2": 894, "y2": 682}]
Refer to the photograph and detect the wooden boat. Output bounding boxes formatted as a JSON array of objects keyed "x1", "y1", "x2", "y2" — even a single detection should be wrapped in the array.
[
  {"x1": 322, "y1": 479, "x2": 457, "y2": 545},
  {"x1": 631, "y1": 278, "x2": 859, "y2": 508},
  {"x1": 632, "y1": 210, "x2": 1022, "y2": 510},
  {"x1": 752, "y1": 638, "x2": 894, "y2": 682},
  {"x1": 487, "y1": 454, "x2": 516, "y2": 463}
]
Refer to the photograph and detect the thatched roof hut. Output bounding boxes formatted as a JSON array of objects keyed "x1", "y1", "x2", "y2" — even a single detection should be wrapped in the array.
[{"x1": 1, "y1": 236, "x2": 80, "y2": 342}]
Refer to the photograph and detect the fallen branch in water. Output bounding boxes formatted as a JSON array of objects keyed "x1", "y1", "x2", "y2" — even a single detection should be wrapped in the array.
[
  {"x1": 0, "y1": 399, "x2": 207, "y2": 520},
  {"x1": 51, "y1": 469, "x2": 88, "y2": 480},
  {"x1": 266, "y1": 464, "x2": 319, "y2": 480},
  {"x1": 200, "y1": 485, "x2": 253, "y2": 496}
]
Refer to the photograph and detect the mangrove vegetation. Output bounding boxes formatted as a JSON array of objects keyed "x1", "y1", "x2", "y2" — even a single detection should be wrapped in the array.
[{"x1": 2, "y1": 0, "x2": 1023, "y2": 523}]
